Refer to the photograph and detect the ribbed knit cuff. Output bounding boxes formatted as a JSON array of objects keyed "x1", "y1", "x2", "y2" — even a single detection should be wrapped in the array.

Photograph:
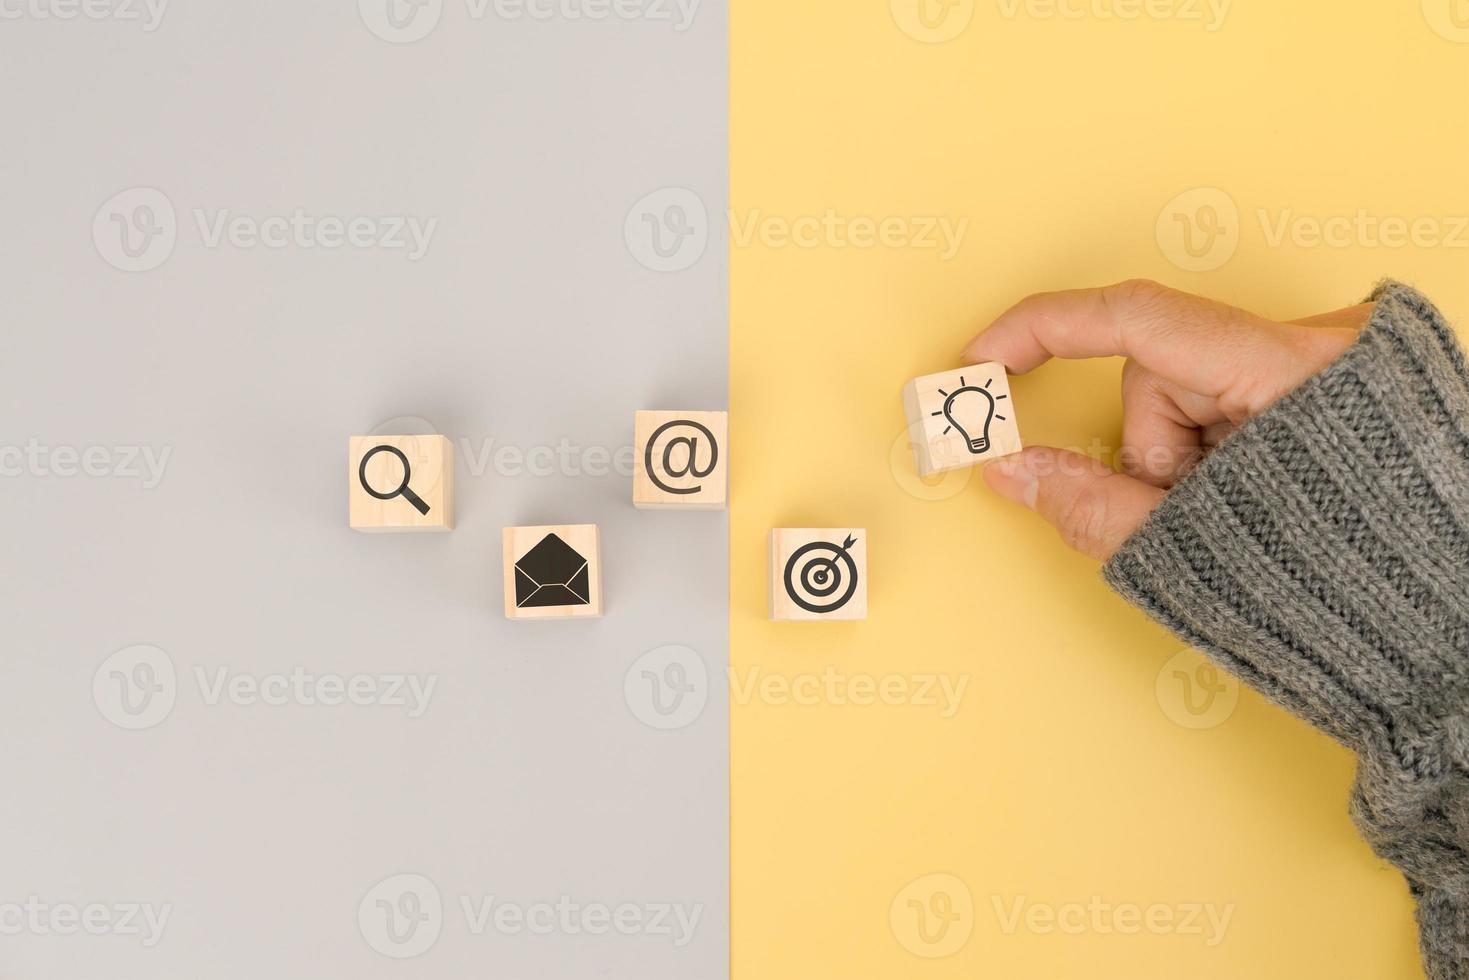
[
  {"x1": 1102, "y1": 282, "x2": 1469, "y2": 977},
  {"x1": 1105, "y1": 282, "x2": 1469, "y2": 757}
]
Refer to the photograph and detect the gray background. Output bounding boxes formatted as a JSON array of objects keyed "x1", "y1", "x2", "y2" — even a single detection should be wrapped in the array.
[{"x1": 0, "y1": 1, "x2": 728, "y2": 977}]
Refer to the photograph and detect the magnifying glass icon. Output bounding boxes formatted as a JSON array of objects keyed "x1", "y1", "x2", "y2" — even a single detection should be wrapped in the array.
[{"x1": 358, "y1": 445, "x2": 431, "y2": 515}]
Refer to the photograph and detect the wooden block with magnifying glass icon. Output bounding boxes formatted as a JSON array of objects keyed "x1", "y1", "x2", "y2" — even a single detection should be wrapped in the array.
[
  {"x1": 348, "y1": 435, "x2": 454, "y2": 532},
  {"x1": 901, "y1": 363, "x2": 1023, "y2": 477},
  {"x1": 633, "y1": 410, "x2": 728, "y2": 510}
]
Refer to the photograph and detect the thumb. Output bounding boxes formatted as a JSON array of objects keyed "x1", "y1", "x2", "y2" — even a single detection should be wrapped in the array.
[{"x1": 982, "y1": 447, "x2": 1166, "y2": 561}]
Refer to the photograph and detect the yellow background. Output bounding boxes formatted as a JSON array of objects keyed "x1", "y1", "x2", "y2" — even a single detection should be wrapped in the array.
[{"x1": 731, "y1": 1, "x2": 1469, "y2": 977}]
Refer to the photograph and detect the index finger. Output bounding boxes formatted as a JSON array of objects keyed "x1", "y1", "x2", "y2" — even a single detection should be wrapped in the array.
[{"x1": 960, "y1": 279, "x2": 1290, "y2": 398}]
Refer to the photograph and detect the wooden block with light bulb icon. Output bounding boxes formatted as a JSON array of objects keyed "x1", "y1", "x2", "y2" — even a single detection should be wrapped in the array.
[
  {"x1": 901, "y1": 363, "x2": 1023, "y2": 477},
  {"x1": 770, "y1": 529, "x2": 868, "y2": 621}
]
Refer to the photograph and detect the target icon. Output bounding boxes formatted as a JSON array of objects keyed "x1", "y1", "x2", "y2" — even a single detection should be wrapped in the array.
[{"x1": 783, "y1": 534, "x2": 861, "y2": 614}]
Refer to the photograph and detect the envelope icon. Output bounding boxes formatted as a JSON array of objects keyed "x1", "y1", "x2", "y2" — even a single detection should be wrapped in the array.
[{"x1": 514, "y1": 532, "x2": 591, "y2": 608}]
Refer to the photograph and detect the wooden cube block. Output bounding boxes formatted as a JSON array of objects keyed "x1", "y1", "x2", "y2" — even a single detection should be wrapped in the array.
[
  {"x1": 349, "y1": 435, "x2": 454, "y2": 532},
  {"x1": 769, "y1": 529, "x2": 868, "y2": 621},
  {"x1": 901, "y1": 363, "x2": 1022, "y2": 477},
  {"x1": 502, "y1": 524, "x2": 603, "y2": 620},
  {"x1": 633, "y1": 410, "x2": 728, "y2": 510}
]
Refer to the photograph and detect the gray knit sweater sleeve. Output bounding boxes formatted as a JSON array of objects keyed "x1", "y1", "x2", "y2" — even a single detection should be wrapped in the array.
[{"x1": 1102, "y1": 282, "x2": 1469, "y2": 979}]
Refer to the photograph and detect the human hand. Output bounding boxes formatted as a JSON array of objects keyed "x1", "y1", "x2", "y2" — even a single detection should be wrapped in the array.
[{"x1": 963, "y1": 279, "x2": 1373, "y2": 561}]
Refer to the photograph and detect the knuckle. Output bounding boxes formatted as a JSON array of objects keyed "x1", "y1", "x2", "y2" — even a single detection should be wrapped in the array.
[
  {"x1": 1119, "y1": 357, "x2": 1153, "y2": 396},
  {"x1": 1056, "y1": 483, "x2": 1115, "y2": 556},
  {"x1": 1105, "y1": 278, "x2": 1172, "y2": 312},
  {"x1": 1120, "y1": 357, "x2": 1142, "y2": 385}
]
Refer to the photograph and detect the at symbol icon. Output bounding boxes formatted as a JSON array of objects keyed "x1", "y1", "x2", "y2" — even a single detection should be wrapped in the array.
[{"x1": 646, "y1": 419, "x2": 718, "y2": 495}]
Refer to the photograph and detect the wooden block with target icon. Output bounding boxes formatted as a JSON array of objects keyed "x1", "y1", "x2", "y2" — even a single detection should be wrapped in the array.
[
  {"x1": 633, "y1": 410, "x2": 728, "y2": 510},
  {"x1": 901, "y1": 363, "x2": 1022, "y2": 477},
  {"x1": 349, "y1": 435, "x2": 454, "y2": 532},
  {"x1": 770, "y1": 528, "x2": 867, "y2": 621}
]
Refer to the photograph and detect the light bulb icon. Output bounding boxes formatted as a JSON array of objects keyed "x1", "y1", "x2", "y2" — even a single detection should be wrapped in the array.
[{"x1": 933, "y1": 375, "x2": 1008, "y2": 455}]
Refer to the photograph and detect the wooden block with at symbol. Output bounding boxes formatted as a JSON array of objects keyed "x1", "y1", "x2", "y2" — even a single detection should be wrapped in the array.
[
  {"x1": 901, "y1": 363, "x2": 1022, "y2": 477},
  {"x1": 769, "y1": 528, "x2": 868, "y2": 621},
  {"x1": 502, "y1": 524, "x2": 603, "y2": 620},
  {"x1": 349, "y1": 435, "x2": 454, "y2": 532},
  {"x1": 633, "y1": 410, "x2": 728, "y2": 510}
]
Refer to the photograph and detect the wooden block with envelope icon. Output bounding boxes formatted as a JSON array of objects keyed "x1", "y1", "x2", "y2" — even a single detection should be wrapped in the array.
[
  {"x1": 503, "y1": 524, "x2": 603, "y2": 620},
  {"x1": 633, "y1": 410, "x2": 728, "y2": 510},
  {"x1": 349, "y1": 435, "x2": 454, "y2": 532}
]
